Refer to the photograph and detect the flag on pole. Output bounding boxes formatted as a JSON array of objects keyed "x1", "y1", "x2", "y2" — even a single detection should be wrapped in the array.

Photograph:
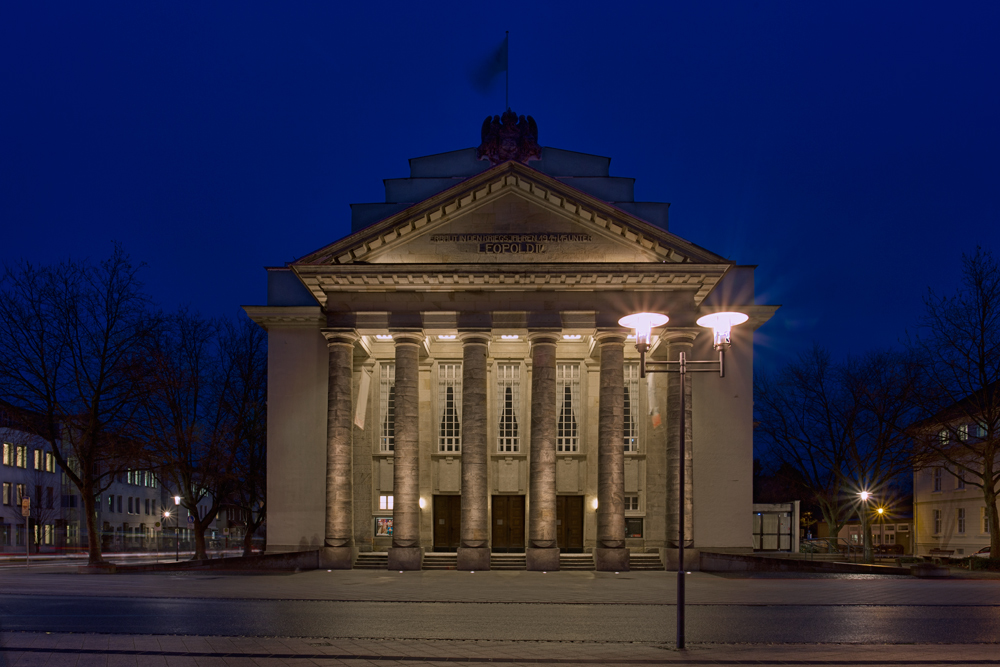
[{"x1": 471, "y1": 33, "x2": 508, "y2": 94}]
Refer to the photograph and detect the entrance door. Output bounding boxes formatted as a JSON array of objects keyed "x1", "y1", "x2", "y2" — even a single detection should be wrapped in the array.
[
  {"x1": 491, "y1": 495, "x2": 525, "y2": 552},
  {"x1": 433, "y1": 495, "x2": 461, "y2": 551},
  {"x1": 557, "y1": 495, "x2": 584, "y2": 552}
]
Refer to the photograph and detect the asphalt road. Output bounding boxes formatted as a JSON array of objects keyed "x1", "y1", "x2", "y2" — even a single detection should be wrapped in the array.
[{"x1": 2, "y1": 595, "x2": 999, "y2": 643}]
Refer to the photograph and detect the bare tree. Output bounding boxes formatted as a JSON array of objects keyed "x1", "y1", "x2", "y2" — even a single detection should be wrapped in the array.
[
  {"x1": 219, "y1": 315, "x2": 267, "y2": 556},
  {"x1": 135, "y1": 311, "x2": 233, "y2": 560},
  {"x1": 0, "y1": 247, "x2": 152, "y2": 565},
  {"x1": 755, "y1": 345, "x2": 920, "y2": 557},
  {"x1": 910, "y1": 247, "x2": 1000, "y2": 558}
]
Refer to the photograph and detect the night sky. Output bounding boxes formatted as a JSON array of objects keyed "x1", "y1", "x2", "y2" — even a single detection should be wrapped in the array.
[{"x1": 3, "y1": 3, "x2": 998, "y2": 374}]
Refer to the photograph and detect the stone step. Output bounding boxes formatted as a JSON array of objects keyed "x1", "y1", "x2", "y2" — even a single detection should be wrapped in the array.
[
  {"x1": 490, "y1": 554, "x2": 526, "y2": 570},
  {"x1": 423, "y1": 553, "x2": 458, "y2": 570},
  {"x1": 354, "y1": 552, "x2": 389, "y2": 570},
  {"x1": 628, "y1": 553, "x2": 664, "y2": 570},
  {"x1": 559, "y1": 554, "x2": 594, "y2": 570}
]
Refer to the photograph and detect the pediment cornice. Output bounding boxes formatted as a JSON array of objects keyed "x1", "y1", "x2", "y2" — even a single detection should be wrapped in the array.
[{"x1": 293, "y1": 161, "x2": 726, "y2": 267}]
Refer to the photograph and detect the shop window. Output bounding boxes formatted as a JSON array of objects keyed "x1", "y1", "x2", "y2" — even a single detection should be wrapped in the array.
[{"x1": 625, "y1": 517, "x2": 643, "y2": 538}]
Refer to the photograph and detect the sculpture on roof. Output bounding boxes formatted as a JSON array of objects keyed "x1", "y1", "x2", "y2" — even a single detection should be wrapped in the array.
[{"x1": 476, "y1": 109, "x2": 542, "y2": 165}]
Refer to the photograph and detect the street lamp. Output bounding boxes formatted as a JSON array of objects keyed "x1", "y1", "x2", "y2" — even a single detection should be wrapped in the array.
[
  {"x1": 858, "y1": 490, "x2": 873, "y2": 563},
  {"x1": 173, "y1": 496, "x2": 182, "y2": 561},
  {"x1": 876, "y1": 506, "x2": 886, "y2": 557},
  {"x1": 619, "y1": 310, "x2": 747, "y2": 650}
]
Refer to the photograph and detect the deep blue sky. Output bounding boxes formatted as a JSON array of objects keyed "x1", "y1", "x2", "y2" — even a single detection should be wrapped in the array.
[{"x1": 2, "y1": 2, "x2": 998, "y2": 374}]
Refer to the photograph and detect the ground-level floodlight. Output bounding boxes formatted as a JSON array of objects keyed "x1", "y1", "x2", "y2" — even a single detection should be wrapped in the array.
[{"x1": 618, "y1": 310, "x2": 747, "y2": 650}]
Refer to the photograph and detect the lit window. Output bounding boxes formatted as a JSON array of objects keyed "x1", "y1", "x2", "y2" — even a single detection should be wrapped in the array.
[
  {"x1": 2, "y1": 442, "x2": 9, "y2": 466},
  {"x1": 624, "y1": 364, "x2": 639, "y2": 452},
  {"x1": 958, "y1": 424, "x2": 969, "y2": 441},
  {"x1": 438, "y1": 363, "x2": 462, "y2": 453},
  {"x1": 33, "y1": 449, "x2": 42, "y2": 470},
  {"x1": 556, "y1": 364, "x2": 580, "y2": 453},
  {"x1": 16, "y1": 446, "x2": 27, "y2": 468},
  {"x1": 380, "y1": 363, "x2": 396, "y2": 452},
  {"x1": 379, "y1": 494, "x2": 394, "y2": 511},
  {"x1": 1, "y1": 482, "x2": 9, "y2": 505},
  {"x1": 497, "y1": 363, "x2": 520, "y2": 452}
]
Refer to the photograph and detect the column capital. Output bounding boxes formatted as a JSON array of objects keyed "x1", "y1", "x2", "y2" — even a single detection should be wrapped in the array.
[
  {"x1": 458, "y1": 330, "x2": 492, "y2": 346},
  {"x1": 320, "y1": 329, "x2": 359, "y2": 347},
  {"x1": 659, "y1": 328, "x2": 699, "y2": 348},
  {"x1": 594, "y1": 329, "x2": 629, "y2": 346},
  {"x1": 526, "y1": 330, "x2": 560, "y2": 346},
  {"x1": 390, "y1": 330, "x2": 425, "y2": 346}
]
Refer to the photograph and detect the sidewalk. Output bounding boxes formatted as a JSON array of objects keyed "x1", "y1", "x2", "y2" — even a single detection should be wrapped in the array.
[{"x1": 3, "y1": 632, "x2": 1000, "y2": 666}]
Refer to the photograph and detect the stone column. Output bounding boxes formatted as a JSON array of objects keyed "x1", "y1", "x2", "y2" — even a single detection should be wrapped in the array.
[
  {"x1": 663, "y1": 332, "x2": 697, "y2": 569},
  {"x1": 388, "y1": 331, "x2": 424, "y2": 571},
  {"x1": 457, "y1": 331, "x2": 491, "y2": 571},
  {"x1": 320, "y1": 329, "x2": 359, "y2": 569},
  {"x1": 595, "y1": 331, "x2": 629, "y2": 571},
  {"x1": 526, "y1": 330, "x2": 560, "y2": 571}
]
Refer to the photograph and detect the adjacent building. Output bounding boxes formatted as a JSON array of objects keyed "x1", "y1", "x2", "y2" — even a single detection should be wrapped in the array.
[{"x1": 246, "y1": 112, "x2": 777, "y2": 570}]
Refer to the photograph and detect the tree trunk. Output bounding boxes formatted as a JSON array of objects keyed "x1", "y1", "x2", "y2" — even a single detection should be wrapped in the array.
[
  {"x1": 82, "y1": 485, "x2": 104, "y2": 565},
  {"x1": 192, "y1": 514, "x2": 208, "y2": 560},
  {"x1": 242, "y1": 526, "x2": 254, "y2": 556}
]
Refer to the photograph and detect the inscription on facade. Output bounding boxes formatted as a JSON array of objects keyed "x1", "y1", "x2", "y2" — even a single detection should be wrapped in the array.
[{"x1": 429, "y1": 233, "x2": 592, "y2": 254}]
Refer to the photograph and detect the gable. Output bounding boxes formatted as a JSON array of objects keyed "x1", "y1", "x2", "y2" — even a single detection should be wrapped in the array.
[{"x1": 294, "y1": 162, "x2": 725, "y2": 267}]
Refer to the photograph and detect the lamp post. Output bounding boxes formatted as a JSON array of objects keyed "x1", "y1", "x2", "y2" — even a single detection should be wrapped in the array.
[
  {"x1": 859, "y1": 491, "x2": 872, "y2": 563},
  {"x1": 619, "y1": 310, "x2": 747, "y2": 650},
  {"x1": 876, "y1": 506, "x2": 886, "y2": 558},
  {"x1": 173, "y1": 495, "x2": 181, "y2": 561}
]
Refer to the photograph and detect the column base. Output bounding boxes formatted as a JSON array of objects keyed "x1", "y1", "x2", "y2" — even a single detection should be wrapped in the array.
[
  {"x1": 457, "y1": 547, "x2": 491, "y2": 571},
  {"x1": 319, "y1": 546, "x2": 356, "y2": 570},
  {"x1": 661, "y1": 547, "x2": 700, "y2": 572},
  {"x1": 387, "y1": 546, "x2": 423, "y2": 571},
  {"x1": 526, "y1": 547, "x2": 560, "y2": 571},
  {"x1": 594, "y1": 547, "x2": 630, "y2": 572}
]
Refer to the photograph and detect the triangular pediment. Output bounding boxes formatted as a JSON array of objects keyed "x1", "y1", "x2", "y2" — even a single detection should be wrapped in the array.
[{"x1": 294, "y1": 162, "x2": 725, "y2": 267}]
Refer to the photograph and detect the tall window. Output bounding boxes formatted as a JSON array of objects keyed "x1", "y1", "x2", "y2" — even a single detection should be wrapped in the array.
[
  {"x1": 958, "y1": 424, "x2": 969, "y2": 441},
  {"x1": 497, "y1": 363, "x2": 520, "y2": 452},
  {"x1": 932, "y1": 467, "x2": 942, "y2": 492},
  {"x1": 982, "y1": 507, "x2": 991, "y2": 534},
  {"x1": 958, "y1": 508, "x2": 966, "y2": 534},
  {"x1": 624, "y1": 363, "x2": 639, "y2": 452},
  {"x1": 33, "y1": 449, "x2": 41, "y2": 470},
  {"x1": 556, "y1": 364, "x2": 580, "y2": 453},
  {"x1": 380, "y1": 363, "x2": 396, "y2": 453},
  {"x1": 1, "y1": 482, "x2": 9, "y2": 505},
  {"x1": 956, "y1": 469, "x2": 966, "y2": 490},
  {"x1": 15, "y1": 446, "x2": 27, "y2": 468},
  {"x1": 2, "y1": 442, "x2": 9, "y2": 466},
  {"x1": 933, "y1": 509, "x2": 942, "y2": 534},
  {"x1": 438, "y1": 363, "x2": 462, "y2": 453}
]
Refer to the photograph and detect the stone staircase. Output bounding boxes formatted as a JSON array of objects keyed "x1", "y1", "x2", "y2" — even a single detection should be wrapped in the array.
[
  {"x1": 628, "y1": 552, "x2": 665, "y2": 571},
  {"x1": 422, "y1": 552, "x2": 458, "y2": 570},
  {"x1": 490, "y1": 553, "x2": 526, "y2": 570},
  {"x1": 559, "y1": 553, "x2": 595, "y2": 570},
  {"x1": 354, "y1": 552, "x2": 388, "y2": 569}
]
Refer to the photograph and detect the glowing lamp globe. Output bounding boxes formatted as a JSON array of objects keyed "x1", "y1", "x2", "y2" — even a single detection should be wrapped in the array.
[
  {"x1": 618, "y1": 312, "x2": 668, "y2": 347},
  {"x1": 859, "y1": 491, "x2": 870, "y2": 502},
  {"x1": 696, "y1": 312, "x2": 749, "y2": 349}
]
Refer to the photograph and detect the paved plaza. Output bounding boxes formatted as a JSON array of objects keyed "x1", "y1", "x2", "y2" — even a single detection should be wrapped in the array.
[{"x1": 1, "y1": 565, "x2": 999, "y2": 665}]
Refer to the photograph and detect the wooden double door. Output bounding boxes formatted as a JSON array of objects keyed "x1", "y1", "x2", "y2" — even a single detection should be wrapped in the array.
[
  {"x1": 557, "y1": 495, "x2": 584, "y2": 552},
  {"x1": 491, "y1": 495, "x2": 525, "y2": 552},
  {"x1": 433, "y1": 495, "x2": 461, "y2": 551}
]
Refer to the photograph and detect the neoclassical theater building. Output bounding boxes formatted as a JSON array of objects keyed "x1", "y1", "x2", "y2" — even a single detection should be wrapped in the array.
[{"x1": 246, "y1": 111, "x2": 776, "y2": 570}]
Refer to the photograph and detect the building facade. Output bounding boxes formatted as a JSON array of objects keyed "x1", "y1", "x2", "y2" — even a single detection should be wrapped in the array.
[
  {"x1": 247, "y1": 113, "x2": 776, "y2": 570},
  {"x1": 914, "y1": 456, "x2": 992, "y2": 557}
]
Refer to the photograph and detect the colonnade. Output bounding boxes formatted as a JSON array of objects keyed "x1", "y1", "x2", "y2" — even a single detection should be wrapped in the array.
[{"x1": 318, "y1": 327, "x2": 692, "y2": 571}]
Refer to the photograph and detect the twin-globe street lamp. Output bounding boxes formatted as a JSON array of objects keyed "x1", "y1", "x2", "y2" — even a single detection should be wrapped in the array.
[{"x1": 618, "y1": 310, "x2": 748, "y2": 650}]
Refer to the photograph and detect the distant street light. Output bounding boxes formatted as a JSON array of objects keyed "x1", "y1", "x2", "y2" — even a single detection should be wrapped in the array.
[
  {"x1": 173, "y1": 496, "x2": 182, "y2": 561},
  {"x1": 619, "y1": 310, "x2": 748, "y2": 650}
]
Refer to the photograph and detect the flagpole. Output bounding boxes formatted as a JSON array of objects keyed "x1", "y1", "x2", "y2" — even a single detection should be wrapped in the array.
[{"x1": 505, "y1": 31, "x2": 509, "y2": 110}]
